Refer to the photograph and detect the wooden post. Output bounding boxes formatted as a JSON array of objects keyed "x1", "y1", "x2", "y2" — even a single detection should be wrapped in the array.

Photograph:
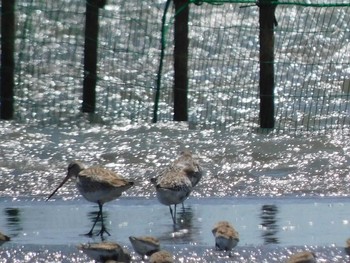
[
  {"x1": 173, "y1": 0, "x2": 189, "y2": 121},
  {"x1": 82, "y1": 0, "x2": 101, "y2": 113},
  {"x1": 259, "y1": 0, "x2": 277, "y2": 128},
  {"x1": 1, "y1": 0, "x2": 15, "y2": 120}
]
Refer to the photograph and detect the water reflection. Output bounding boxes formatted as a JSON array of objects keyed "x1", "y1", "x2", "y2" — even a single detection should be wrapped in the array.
[
  {"x1": 176, "y1": 206, "x2": 193, "y2": 227},
  {"x1": 4, "y1": 208, "x2": 23, "y2": 235},
  {"x1": 87, "y1": 209, "x2": 110, "y2": 239},
  {"x1": 159, "y1": 205, "x2": 197, "y2": 244},
  {"x1": 260, "y1": 205, "x2": 279, "y2": 244}
]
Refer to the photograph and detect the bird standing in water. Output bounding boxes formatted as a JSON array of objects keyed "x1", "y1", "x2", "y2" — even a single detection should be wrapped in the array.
[
  {"x1": 151, "y1": 169, "x2": 192, "y2": 224},
  {"x1": 151, "y1": 150, "x2": 202, "y2": 222},
  {"x1": 47, "y1": 161, "x2": 134, "y2": 237}
]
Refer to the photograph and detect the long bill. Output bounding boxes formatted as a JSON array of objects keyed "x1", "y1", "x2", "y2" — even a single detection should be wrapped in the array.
[{"x1": 46, "y1": 173, "x2": 71, "y2": 201}]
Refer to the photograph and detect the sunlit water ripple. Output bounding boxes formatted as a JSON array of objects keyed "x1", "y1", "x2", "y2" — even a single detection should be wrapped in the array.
[
  {"x1": 1, "y1": 122, "x2": 350, "y2": 199},
  {"x1": 1, "y1": 121, "x2": 350, "y2": 261}
]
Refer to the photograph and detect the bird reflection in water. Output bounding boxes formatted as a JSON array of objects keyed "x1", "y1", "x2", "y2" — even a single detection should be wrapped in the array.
[
  {"x1": 5, "y1": 208, "x2": 23, "y2": 235},
  {"x1": 161, "y1": 206, "x2": 196, "y2": 244},
  {"x1": 260, "y1": 204, "x2": 279, "y2": 244},
  {"x1": 176, "y1": 206, "x2": 193, "y2": 228},
  {"x1": 87, "y1": 209, "x2": 110, "y2": 240}
]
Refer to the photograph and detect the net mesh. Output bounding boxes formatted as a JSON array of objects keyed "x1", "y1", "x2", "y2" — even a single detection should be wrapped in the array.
[{"x1": 3, "y1": 0, "x2": 350, "y2": 132}]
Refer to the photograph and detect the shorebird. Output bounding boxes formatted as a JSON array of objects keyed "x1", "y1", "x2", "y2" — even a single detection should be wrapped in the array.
[
  {"x1": 47, "y1": 161, "x2": 134, "y2": 237},
  {"x1": 286, "y1": 251, "x2": 316, "y2": 263},
  {"x1": 151, "y1": 169, "x2": 192, "y2": 224},
  {"x1": 345, "y1": 238, "x2": 350, "y2": 255},
  {"x1": 149, "y1": 250, "x2": 174, "y2": 263},
  {"x1": 129, "y1": 236, "x2": 160, "y2": 260},
  {"x1": 156, "y1": 151, "x2": 203, "y2": 187},
  {"x1": 0, "y1": 231, "x2": 10, "y2": 246},
  {"x1": 168, "y1": 150, "x2": 203, "y2": 187},
  {"x1": 77, "y1": 241, "x2": 131, "y2": 262},
  {"x1": 152, "y1": 150, "x2": 202, "y2": 211},
  {"x1": 212, "y1": 221, "x2": 239, "y2": 252}
]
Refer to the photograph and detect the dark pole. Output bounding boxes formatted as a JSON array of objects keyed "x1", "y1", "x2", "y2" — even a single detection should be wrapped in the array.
[
  {"x1": 82, "y1": 0, "x2": 102, "y2": 113},
  {"x1": 173, "y1": 0, "x2": 189, "y2": 121},
  {"x1": 1, "y1": 0, "x2": 15, "y2": 120},
  {"x1": 258, "y1": 0, "x2": 277, "y2": 128}
]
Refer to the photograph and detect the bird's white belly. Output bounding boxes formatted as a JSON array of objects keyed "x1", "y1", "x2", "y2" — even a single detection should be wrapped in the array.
[
  {"x1": 156, "y1": 188, "x2": 189, "y2": 205},
  {"x1": 77, "y1": 184, "x2": 122, "y2": 204}
]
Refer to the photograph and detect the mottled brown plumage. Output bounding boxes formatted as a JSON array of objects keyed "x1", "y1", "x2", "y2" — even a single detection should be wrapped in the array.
[
  {"x1": 151, "y1": 169, "x2": 192, "y2": 224},
  {"x1": 212, "y1": 221, "x2": 239, "y2": 251},
  {"x1": 149, "y1": 250, "x2": 173, "y2": 263},
  {"x1": 158, "y1": 150, "x2": 202, "y2": 187},
  {"x1": 151, "y1": 150, "x2": 202, "y2": 224},
  {"x1": 286, "y1": 251, "x2": 316, "y2": 263},
  {"x1": 77, "y1": 241, "x2": 131, "y2": 262}
]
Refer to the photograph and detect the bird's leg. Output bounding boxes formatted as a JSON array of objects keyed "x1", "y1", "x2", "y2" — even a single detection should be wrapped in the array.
[
  {"x1": 169, "y1": 205, "x2": 176, "y2": 225},
  {"x1": 181, "y1": 202, "x2": 185, "y2": 210},
  {"x1": 86, "y1": 208, "x2": 101, "y2": 237},
  {"x1": 97, "y1": 202, "x2": 111, "y2": 237}
]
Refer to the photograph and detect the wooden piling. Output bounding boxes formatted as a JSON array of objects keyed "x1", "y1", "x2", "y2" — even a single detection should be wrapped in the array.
[
  {"x1": 1, "y1": 0, "x2": 15, "y2": 120},
  {"x1": 82, "y1": 0, "x2": 101, "y2": 113},
  {"x1": 173, "y1": 0, "x2": 189, "y2": 121},
  {"x1": 259, "y1": 0, "x2": 277, "y2": 128}
]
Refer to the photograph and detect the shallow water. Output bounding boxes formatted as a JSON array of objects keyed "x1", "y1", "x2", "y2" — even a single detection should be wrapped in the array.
[
  {"x1": 1, "y1": 122, "x2": 350, "y2": 261},
  {"x1": 2, "y1": 197, "x2": 350, "y2": 246},
  {"x1": 1, "y1": 197, "x2": 350, "y2": 262}
]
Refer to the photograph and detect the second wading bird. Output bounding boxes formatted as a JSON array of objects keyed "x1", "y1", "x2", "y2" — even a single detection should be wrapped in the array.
[
  {"x1": 156, "y1": 151, "x2": 203, "y2": 190},
  {"x1": 151, "y1": 150, "x2": 202, "y2": 219},
  {"x1": 168, "y1": 150, "x2": 202, "y2": 188},
  {"x1": 151, "y1": 169, "x2": 192, "y2": 225},
  {"x1": 47, "y1": 161, "x2": 134, "y2": 237}
]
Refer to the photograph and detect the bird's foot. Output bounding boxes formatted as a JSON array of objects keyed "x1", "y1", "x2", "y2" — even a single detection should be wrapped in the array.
[
  {"x1": 97, "y1": 226, "x2": 111, "y2": 237},
  {"x1": 83, "y1": 229, "x2": 95, "y2": 237}
]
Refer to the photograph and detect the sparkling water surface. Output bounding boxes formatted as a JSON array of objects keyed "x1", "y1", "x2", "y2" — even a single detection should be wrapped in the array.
[
  {"x1": 1, "y1": 121, "x2": 350, "y2": 261},
  {"x1": 7, "y1": 0, "x2": 350, "y2": 261}
]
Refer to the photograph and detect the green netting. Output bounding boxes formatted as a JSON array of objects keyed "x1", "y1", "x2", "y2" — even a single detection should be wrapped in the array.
[
  {"x1": 3, "y1": 0, "x2": 350, "y2": 132},
  {"x1": 190, "y1": 0, "x2": 350, "y2": 7}
]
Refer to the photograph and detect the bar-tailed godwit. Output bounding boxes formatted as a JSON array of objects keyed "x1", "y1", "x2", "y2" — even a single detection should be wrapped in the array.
[
  {"x1": 47, "y1": 161, "x2": 134, "y2": 236},
  {"x1": 286, "y1": 251, "x2": 316, "y2": 263},
  {"x1": 129, "y1": 235, "x2": 160, "y2": 260},
  {"x1": 77, "y1": 241, "x2": 131, "y2": 262},
  {"x1": 212, "y1": 221, "x2": 239, "y2": 252},
  {"x1": 151, "y1": 169, "x2": 192, "y2": 224}
]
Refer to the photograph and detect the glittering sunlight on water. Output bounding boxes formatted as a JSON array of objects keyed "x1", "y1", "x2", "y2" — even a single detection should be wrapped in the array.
[{"x1": 0, "y1": 121, "x2": 350, "y2": 261}]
